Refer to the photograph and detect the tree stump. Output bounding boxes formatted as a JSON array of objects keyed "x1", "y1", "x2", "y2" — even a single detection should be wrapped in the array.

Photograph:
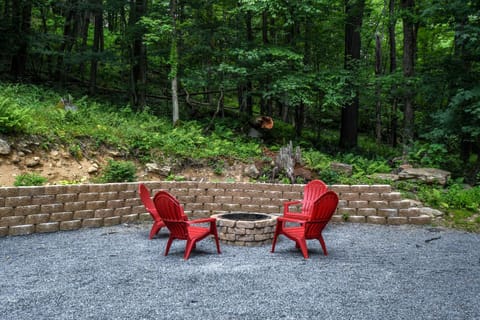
[{"x1": 273, "y1": 141, "x2": 302, "y2": 183}]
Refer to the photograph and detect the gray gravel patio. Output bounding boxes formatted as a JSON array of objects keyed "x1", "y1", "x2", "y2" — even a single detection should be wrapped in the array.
[{"x1": 1, "y1": 222, "x2": 479, "y2": 320}]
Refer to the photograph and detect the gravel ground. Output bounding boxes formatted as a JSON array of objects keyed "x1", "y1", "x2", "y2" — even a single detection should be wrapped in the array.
[{"x1": 1, "y1": 222, "x2": 479, "y2": 320}]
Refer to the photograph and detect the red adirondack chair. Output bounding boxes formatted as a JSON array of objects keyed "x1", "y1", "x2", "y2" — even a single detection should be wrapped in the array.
[
  {"x1": 153, "y1": 190, "x2": 221, "y2": 260},
  {"x1": 283, "y1": 179, "x2": 328, "y2": 221},
  {"x1": 272, "y1": 190, "x2": 339, "y2": 259},
  {"x1": 139, "y1": 183, "x2": 165, "y2": 240}
]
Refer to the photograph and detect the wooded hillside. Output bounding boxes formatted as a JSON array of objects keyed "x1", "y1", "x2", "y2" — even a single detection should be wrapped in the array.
[{"x1": 0, "y1": 0, "x2": 479, "y2": 183}]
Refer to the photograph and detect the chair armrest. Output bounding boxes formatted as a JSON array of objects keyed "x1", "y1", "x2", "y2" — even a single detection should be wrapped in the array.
[
  {"x1": 277, "y1": 216, "x2": 306, "y2": 225},
  {"x1": 187, "y1": 217, "x2": 216, "y2": 225},
  {"x1": 283, "y1": 200, "x2": 302, "y2": 214},
  {"x1": 283, "y1": 212, "x2": 308, "y2": 220}
]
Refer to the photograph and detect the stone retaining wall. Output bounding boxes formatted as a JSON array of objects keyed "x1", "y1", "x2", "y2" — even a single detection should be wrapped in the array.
[{"x1": 0, "y1": 181, "x2": 432, "y2": 237}]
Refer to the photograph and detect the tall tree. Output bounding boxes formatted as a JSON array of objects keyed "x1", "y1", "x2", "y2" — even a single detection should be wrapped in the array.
[
  {"x1": 374, "y1": 32, "x2": 383, "y2": 143},
  {"x1": 388, "y1": 0, "x2": 398, "y2": 147},
  {"x1": 129, "y1": 0, "x2": 147, "y2": 109},
  {"x1": 170, "y1": 0, "x2": 179, "y2": 124},
  {"x1": 400, "y1": 0, "x2": 416, "y2": 149},
  {"x1": 56, "y1": 0, "x2": 81, "y2": 83},
  {"x1": 10, "y1": 0, "x2": 32, "y2": 79},
  {"x1": 340, "y1": 0, "x2": 365, "y2": 149},
  {"x1": 89, "y1": 0, "x2": 104, "y2": 94}
]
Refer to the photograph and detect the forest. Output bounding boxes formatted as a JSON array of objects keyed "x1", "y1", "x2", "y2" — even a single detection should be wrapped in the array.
[{"x1": 0, "y1": 0, "x2": 479, "y2": 186}]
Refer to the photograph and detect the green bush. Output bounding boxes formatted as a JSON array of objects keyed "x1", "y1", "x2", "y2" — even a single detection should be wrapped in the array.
[
  {"x1": 418, "y1": 184, "x2": 480, "y2": 212},
  {"x1": 0, "y1": 97, "x2": 32, "y2": 134},
  {"x1": 444, "y1": 184, "x2": 480, "y2": 211},
  {"x1": 14, "y1": 173, "x2": 48, "y2": 186},
  {"x1": 99, "y1": 160, "x2": 137, "y2": 183},
  {"x1": 318, "y1": 169, "x2": 340, "y2": 185}
]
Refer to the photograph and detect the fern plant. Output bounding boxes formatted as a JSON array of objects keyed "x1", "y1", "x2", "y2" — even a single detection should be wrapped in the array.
[
  {"x1": 0, "y1": 97, "x2": 32, "y2": 134},
  {"x1": 99, "y1": 160, "x2": 137, "y2": 183},
  {"x1": 14, "y1": 173, "x2": 48, "y2": 186}
]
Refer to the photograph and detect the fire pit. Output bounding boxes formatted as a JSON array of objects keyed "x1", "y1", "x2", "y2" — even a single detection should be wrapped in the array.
[{"x1": 211, "y1": 212, "x2": 278, "y2": 247}]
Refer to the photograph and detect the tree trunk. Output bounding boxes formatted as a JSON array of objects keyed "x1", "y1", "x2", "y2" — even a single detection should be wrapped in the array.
[
  {"x1": 260, "y1": 10, "x2": 271, "y2": 115},
  {"x1": 89, "y1": 0, "x2": 103, "y2": 94},
  {"x1": 10, "y1": 0, "x2": 32, "y2": 79},
  {"x1": 172, "y1": 74, "x2": 179, "y2": 124},
  {"x1": 170, "y1": 0, "x2": 179, "y2": 124},
  {"x1": 295, "y1": 102, "x2": 305, "y2": 139},
  {"x1": 400, "y1": 0, "x2": 415, "y2": 149},
  {"x1": 130, "y1": 0, "x2": 147, "y2": 109},
  {"x1": 389, "y1": 0, "x2": 398, "y2": 147},
  {"x1": 262, "y1": 10, "x2": 268, "y2": 45},
  {"x1": 340, "y1": 0, "x2": 365, "y2": 150},
  {"x1": 243, "y1": 10, "x2": 254, "y2": 117},
  {"x1": 454, "y1": 12, "x2": 474, "y2": 163},
  {"x1": 56, "y1": 0, "x2": 79, "y2": 83},
  {"x1": 375, "y1": 32, "x2": 383, "y2": 143},
  {"x1": 78, "y1": 10, "x2": 90, "y2": 81}
]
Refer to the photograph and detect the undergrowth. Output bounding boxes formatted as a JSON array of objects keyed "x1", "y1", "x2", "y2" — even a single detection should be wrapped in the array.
[{"x1": 1, "y1": 82, "x2": 479, "y2": 232}]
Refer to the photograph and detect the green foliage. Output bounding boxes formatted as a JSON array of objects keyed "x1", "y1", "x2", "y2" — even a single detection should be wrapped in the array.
[
  {"x1": 99, "y1": 160, "x2": 137, "y2": 183},
  {"x1": 446, "y1": 209, "x2": 479, "y2": 233},
  {"x1": 68, "y1": 144, "x2": 83, "y2": 161},
  {"x1": 302, "y1": 149, "x2": 391, "y2": 184},
  {"x1": 442, "y1": 184, "x2": 480, "y2": 212},
  {"x1": 0, "y1": 97, "x2": 32, "y2": 134},
  {"x1": 315, "y1": 69, "x2": 354, "y2": 110},
  {"x1": 209, "y1": 159, "x2": 225, "y2": 175},
  {"x1": 417, "y1": 183, "x2": 480, "y2": 215},
  {"x1": 14, "y1": 173, "x2": 48, "y2": 186},
  {"x1": 417, "y1": 185, "x2": 448, "y2": 209},
  {"x1": 302, "y1": 149, "x2": 332, "y2": 171},
  {"x1": 338, "y1": 153, "x2": 391, "y2": 178},
  {"x1": 318, "y1": 169, "x2": 341, "y2": 185},
  {"x1": 395, "y1": 181, "x2": 480, "y2": 232},
  {"x1": 409, "y1": 143, "x2": 447, "y2": 167},
  {"x1": 166, "y1": 174, "x2": 186, "y2": 181},
  {"x1": 407, "y1": 141, "x2": 463, "y2": 176}
]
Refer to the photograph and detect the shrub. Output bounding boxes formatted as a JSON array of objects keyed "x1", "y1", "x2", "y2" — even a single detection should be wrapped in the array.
[
  {"x1": 444, "y1": 184, "x2": 480, "y2": 211},
  {"x1": 417, "y1": 184, "x2": 480, "y2": 212},
  {"x1": 0, "y1": 97, "x2": 32, "y2": 134},
  {"x1": 14, "y1": 173, "x2": 48, "y2": 186},
  {"x1": 99, "y1": 160, "x2": 137, "y2": 183},
  {"x1": 318, "y1": 169, "x2": 340, "y2": 185}
]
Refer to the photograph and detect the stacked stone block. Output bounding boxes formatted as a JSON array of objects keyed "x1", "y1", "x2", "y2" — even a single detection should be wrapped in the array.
[
  {"x1": 211, "y1": 213, "x2": 278, "y2": 246},
  {"x1": 0, "y1": 182, "x2": 432, "y2": 237},
  {"x1": 330, "y1": 184, "x2": 431, "y2": 225}
]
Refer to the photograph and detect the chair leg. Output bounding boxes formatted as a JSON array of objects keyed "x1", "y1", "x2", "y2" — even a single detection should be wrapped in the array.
[
  {"x1": 210, "y1": 224, "x2": 222, "y2": 254},
  {"x1": 165, "y1": 237, "x2": 174, "y2": 256},
  {"x1": 184, "y1": 240, "x2": 196, "y2": 260},
  {"x1": 149, "y1": 223, "x2": 162, "y2": 240},
  {"x1": 318, "y1": 234, "x2": 328, "y2": 256},
  {"x1": 271, "y1": 234, "x2": 278, "y2": 253},
  {"x1": 271, "y1": 223, "x2": 282, "y2": 253},
  {"x1": 297, "y1": 239, "x2": 309, "y2": 259},
  {"x1": 213, "y1": 235, "x2": 221, "y2": 254}
]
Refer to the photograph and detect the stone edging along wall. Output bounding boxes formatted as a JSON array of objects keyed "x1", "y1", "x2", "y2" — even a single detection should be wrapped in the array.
[{"x1": 0, "y1": 181, "x2": 433, "y2": 237}]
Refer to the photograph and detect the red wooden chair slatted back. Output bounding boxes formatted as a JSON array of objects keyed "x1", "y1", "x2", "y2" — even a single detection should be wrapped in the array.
[
  {"x1": 283, "y1": 179, "x2": 328, "y2": 220},
  {"x1": 138, "y1": 183, "x2": 165, "y2": 239},
  {"x1": 272, "y1": 190, "x2": 339, "y2": 259},
  {"x1": 303, "y1": 191, "x2": 339, "y2": 238},
  {"x1": 153, "y1": 190, "x2": 221, "y2": 260}
]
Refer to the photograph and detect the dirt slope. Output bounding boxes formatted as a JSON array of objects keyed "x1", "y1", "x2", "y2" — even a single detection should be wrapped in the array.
[{"x1": 0, "y1": 145, "x2": 248, "y2": 187}]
